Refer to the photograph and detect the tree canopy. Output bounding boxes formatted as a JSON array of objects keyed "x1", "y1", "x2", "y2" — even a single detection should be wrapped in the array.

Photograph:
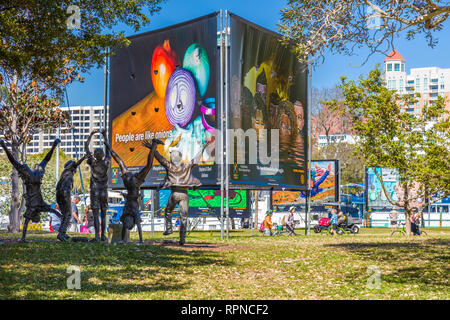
[
  {"x1": 327, "y1": 66, "x2": 450, "y2": 234},
  {"x1": 279, "y1": 0, "x2": 450, "y2": 65},
  {"x1": 0, "y1": 0, "x2": 166, "y2": 233},
  {"x1": 0, "y1": 0, "x2": 165, "y2": 88}
]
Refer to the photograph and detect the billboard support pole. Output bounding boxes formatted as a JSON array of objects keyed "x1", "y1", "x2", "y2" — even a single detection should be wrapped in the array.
[
  {"x1": 250, "y1": 193, "x2": 254, "y2": 236},
  {"x1": 305, "y1": 59, "x2": 312, "y2": 236},
  {"x1": 305, "y1": 190, "x2": 310, "y2": 235},
  {"x1": 363, "y1": 165, "x2": 368, "y2": 227},
  {"x1": 219, "y1": 10, "x2": 225, "y2": 241},
  {"x1": 151, "y1": 190, "x2": 156, "y2": 238},
  {"x1": 337, "y1": 159, "x2": 341, "y2": 203},
  {"x1": 225, "y1": 10, "x2": 230, "y2": 240}
]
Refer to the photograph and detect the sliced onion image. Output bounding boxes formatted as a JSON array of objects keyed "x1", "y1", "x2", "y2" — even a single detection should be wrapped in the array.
[{"x1": 165, "y1": 68, "x2": 196, "y2": 127}]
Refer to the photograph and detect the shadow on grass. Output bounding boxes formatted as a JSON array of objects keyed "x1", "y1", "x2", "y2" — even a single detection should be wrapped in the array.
[
  {"x1": 0, "y1": 237, "x2": 234, "y2": 299},
  {"x1": 325, "y1": 238, "x2": 449, "y2": 287}
]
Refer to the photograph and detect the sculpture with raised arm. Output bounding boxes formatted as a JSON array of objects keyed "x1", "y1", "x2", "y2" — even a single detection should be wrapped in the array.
[
  {"x1": 154, "y1": 140, "x2": 211, "y2": 245},
  {"x1": 85, "y1": 129, "x2": 111, "y2": 242},
  {"x1": 0, "y1": 139, "x2": 62, "y2": 241},
  {"x1": 56, "y1": 156, "x2": 86, "y2": 241},
  {"x1": 104, "y1": 138, "x2": 163, "y2": 244}
]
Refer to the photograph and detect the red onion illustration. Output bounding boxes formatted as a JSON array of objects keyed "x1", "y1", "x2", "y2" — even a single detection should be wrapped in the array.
[{"x1": 165, "y1": 68, "x2": 196, "y2": 127}]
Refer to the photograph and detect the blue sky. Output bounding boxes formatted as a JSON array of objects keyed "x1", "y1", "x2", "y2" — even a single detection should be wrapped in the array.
[{"x1": 65, "y1": 0, "x2": 450, "y2": 106}]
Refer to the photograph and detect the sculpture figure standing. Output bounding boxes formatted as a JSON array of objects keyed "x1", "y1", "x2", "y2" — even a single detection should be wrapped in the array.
[
  {"x1": 154, "y1": 140, "x2": 211, "y2": 245},
  {"x1": 56, "y1": 156, "x2": 86, "y2": 241},
  {"x1": 104, "y1": 138, "x2": 162, "y2": 244},
  {"x1": 85, "y1": 129, "x2": 111, "y2": 242},
  {"x1": 0, "y1": 139, "x2": 62, "y2": 241}
]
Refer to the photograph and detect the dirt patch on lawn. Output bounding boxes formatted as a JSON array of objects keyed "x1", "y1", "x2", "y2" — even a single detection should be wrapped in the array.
[
  {"x1": 142, "y1": 240, "x2": 245, "y2": 252},
  {"x1": 0, "y1": 238, "x2": 59, "y2": 244}
]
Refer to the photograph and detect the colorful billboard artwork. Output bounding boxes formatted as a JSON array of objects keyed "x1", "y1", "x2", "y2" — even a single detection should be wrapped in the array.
[
  {"x1": 367, "y1": 167, "x2": 425, "y2": 209},
  {"x1": 149, "y1": 189, "x2": 249, "y2": 218},
  {"x1": 272, "y1": 160, "x2": 338, "y2": 205},
  {"x1": 109, "y1": 13, "x2": 218, "y2": 188},
  {"x1": 229, "y1": 14, "x2": 308, "y2": 189},
  {"x1": 367, "y1": 167, "x2": 400, "y2": 208}
]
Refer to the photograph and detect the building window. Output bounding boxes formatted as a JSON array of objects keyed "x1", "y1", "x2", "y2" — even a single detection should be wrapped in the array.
[
  {"x1": 387, "y1": 64, "x2": 392, "y2": 72},
  {"x1": 394, "y1": 63, "x2": 400, "y2": 71},
  {"x1": 401, "y1": 64, "x2": 405, "y2": 72},
  {"x1": 415, "y1": 78, "x2": 420, "y2": 91}
]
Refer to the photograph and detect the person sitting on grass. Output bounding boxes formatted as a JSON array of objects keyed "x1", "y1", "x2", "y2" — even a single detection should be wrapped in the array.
[
  {"x1": 264, "y1": 210, "x2": 274, "y2": 236},
  {"x1": 410, "y1": 209, "x2": 422, "y2": 236}
]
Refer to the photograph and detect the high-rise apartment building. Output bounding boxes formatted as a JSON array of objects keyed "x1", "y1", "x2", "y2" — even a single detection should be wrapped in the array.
[
  {"x1": 0, "y1": 105, "x2": 109, "y2": 158},
  {"x1": 384, "y1": 49, "x2": 450, "y2": 118}
]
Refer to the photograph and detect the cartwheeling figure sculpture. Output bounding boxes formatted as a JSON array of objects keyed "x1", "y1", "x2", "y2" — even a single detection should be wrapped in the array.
[
  {"x1": 85, "y1": 129, "x2": 111, "y2": 242},
  {"x1": 104, "y1": 138, "x2": 162, "y2": 244},
  {"x1": 154, "y1": 140, "x2": 211, "y2": 245},
  {"x1": 0, "y1": 139, "x2": 62, "y2": 241},
  {"x1": 56, "y1": 156, "x2": 86, "y2": 241}
]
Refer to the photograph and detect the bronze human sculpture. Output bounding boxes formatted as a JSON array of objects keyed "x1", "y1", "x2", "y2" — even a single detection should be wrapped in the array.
[
  {"x1": 85, "y1": 129, "x2": 110, "y2": 242},
  {"x1": 104, "y1": 138, "x2": 163, "y2": 244},
  {"x1": 56, "y1": 156, "x2": 86, "y2": 241},
  {"x1": 154, "y1": 140, "x2": 211, "y2": 245},
  {"x1": 0, "y1": 139, "x2": 62, "y2": 242}
]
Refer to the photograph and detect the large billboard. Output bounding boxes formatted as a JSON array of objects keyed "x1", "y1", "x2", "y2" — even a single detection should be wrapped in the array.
[
  {"x1": 366, "y1": 167, "x2": 425, "y2": 209},
  {"x1": 109, "y1": 13, "x2": 219, "y2": 188},
  {"x1": 229, "y1": 14, "x2": 308, "y2": 189},
  {"x1": 366, "y1": 167, "x2": 400, "y2": 208},
  {"x1": 272, "y1": 160, "x2": 339, "y2": 206},
  {"x1": 142, "y1": 189, "x2": 249, "y2": 218}
]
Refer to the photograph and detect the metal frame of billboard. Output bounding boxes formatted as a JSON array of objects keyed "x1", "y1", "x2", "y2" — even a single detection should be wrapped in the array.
[{"x1": 106, "y1": 10, "x2": 312, "y2": 239}]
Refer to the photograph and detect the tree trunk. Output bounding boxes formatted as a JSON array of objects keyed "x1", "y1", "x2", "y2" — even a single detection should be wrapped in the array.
[
  {"x1": 8, "y1": 143, "x2": 21, "y2": 233},
  {"x1": 405, "y1": 212, "x2": 412, "y2": 236},
  {"x1": 404, "y1": 184, "x2": 412, "y2": 236}
]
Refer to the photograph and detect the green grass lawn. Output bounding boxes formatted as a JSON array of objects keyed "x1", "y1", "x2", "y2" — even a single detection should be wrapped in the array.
[{"x1": 0, "y1": 227, "x2": 449, "y2": 300}]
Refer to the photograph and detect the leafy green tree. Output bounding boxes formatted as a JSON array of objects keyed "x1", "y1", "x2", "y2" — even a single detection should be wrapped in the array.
[
  {"x1": 328, "y1": 66, "x2": 450, "y2": 235},
  {"x1": 0, "y1": 0, "x2": 166, "y2": 233},
  {"x1": 0, "y1": 1, "x2": 165, "y2": 87},
  {"x1": 279, "y1": 0, "x2": 450, "y2": 65}
]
